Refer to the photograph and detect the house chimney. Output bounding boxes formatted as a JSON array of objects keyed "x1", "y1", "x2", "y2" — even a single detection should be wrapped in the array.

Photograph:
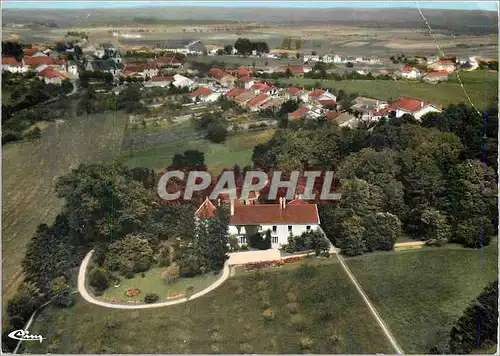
[{"x1": 230, "y1": 199, "x2": 234, "y2": 216}]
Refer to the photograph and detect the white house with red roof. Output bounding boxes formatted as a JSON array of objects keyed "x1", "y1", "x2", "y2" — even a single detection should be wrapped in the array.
[
  {"x1": 428, "y1": 59, "x2": 456, "y2": 73},
  {"x1": 188, "y1": 86, "x2": 221, "y2": 102},
  {"x1": 37, "y1": 66, "x2": 67, "y2": 85},
  {"x1": 400, "y1": 66, "x2": 421, "y2": 79},
  {"x1": 388, "y1": 97, "x2": 442, "y2": 120},
  {"x1": 195, "y1": 197, "x2": 321, "y2": 248},
  {"x1": 1, "y1": 57, "x2": 29, "y2": 73},
  {"x1": 422, "y1": 70, "x2": 449, "y2": 83}
]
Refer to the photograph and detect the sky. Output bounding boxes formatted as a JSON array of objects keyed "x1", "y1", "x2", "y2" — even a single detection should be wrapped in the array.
[{"x1": 2, "y1": 1, "x2": 498, "y2": 11}]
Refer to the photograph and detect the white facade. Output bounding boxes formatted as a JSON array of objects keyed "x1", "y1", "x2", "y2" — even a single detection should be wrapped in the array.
[
  {"x1": 229, "y1": 223, "x2": 320, "y2": 249},
  {"x1": 394, "y1": 105, "x2": 442, "y2": 120},
  {"x1": 401, "y1": 69, "x2": 420, "y2": 79},
  {"x1": 68, "y1": 63, "x2": 78, "y2": 76},
  {"x1": 173, "y1": 74, "x2": 196, "y2": 89},
  {"x1": 2, "y1": 63, "x2": 29, "y2": 73},
  {"x1": 333, "y1": 55, "x2": 343, "y2": 63},
  {"x1": 322, "y1": 55, "x2": 334, "y2": 64}
]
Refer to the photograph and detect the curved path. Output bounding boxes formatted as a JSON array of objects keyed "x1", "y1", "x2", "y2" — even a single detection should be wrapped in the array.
[{"x1": 77, "y1": 250, "x2": 231, "y2": 309}]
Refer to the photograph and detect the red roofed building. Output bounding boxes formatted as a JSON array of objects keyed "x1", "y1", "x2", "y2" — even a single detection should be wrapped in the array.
[
  {"x1": 246, "y1": 93, "x2": 270, "y2": 111},
  {"x1": 188, "y1": 86, "x2": 220, "y2": 102},
  {"x1": 422, "y1": 70, "x2": 449, "y2": 83},
  {"x1": 227, "y1": 197, "x2": 321, "y2": 247},
  {"x1": 288, "y1": 106, "x2": 310, "y2": 120},
  {"x1": 208, "y1": 67, "x2": 225, "y2": 79},
  {"x1": 226, "y1": 87, "x2": 247, "y2": 99},
  {"x1": 285, "y1": 86, "x2": 304, "y2": 99},
  {"x1": 302, "y1": 89, "x2": 337, "y2": 106},
  {"x1": 195, "y1": 198, "x2": 219, "y2": 219},
  {"x1": 23, "y1": 48, "x2": 40, "y2": 57},
  {"x1": 154, "y1": 56, "x2": 182, "y2": 67},
  {"x1": 281, "y1": 66, "x2": 304, "y2": 76},
  {"x1": 428, "y1": 60, "x2": 456, "y2": 73},
  {"x1": 325, "y1": 110, "x2": 342, "y2": 120},
  {"x1": 38, "y1": 66, "x2": 67, "y2": 85},
  {"x1": 400, "y1": 66, "x2": 420, "y2": 79},
  {"x1": 2, "y1": 57, "x2": 28, "y2": 73},
  {"x1": 388, "y1": 97, "x2": 442, "y2": 120},
  {"x1": 24, "y1": 56, "x2": 66, "y2": 69}
]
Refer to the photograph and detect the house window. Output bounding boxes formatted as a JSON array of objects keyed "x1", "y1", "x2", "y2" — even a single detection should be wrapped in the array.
[
  {"x1": 240, "y1": 236, "x2": 246, "y2": 244},
  {"x1": 306, "y1": 226, "x2": 311, "y2": 231},
  {"x1": 272, "y1": 236, "x2": 278, "y2": 244},
  {"x1": 272, "y1": 226, "x2": 277, "y2": 232},
  {"x1": 288, "y1": 226, "x2": 293, "y2": 233}
]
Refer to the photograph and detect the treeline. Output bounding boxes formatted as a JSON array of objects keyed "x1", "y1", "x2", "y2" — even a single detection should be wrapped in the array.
[
  {"x1": 234, "y1": 37, "x2": 269, "y2": 55},
  {"x1": 252, "y1": 103, "x2": 498, "y2": 255}
]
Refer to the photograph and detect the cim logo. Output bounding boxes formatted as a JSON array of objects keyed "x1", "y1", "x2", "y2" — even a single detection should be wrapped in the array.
[{"x1": 8, "y1": 329, "x2": 45, "y2": 343}]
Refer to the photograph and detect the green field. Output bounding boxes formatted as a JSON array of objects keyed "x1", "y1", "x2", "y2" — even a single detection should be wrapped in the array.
[
  {"x1": 2, "y1": 113, "x2": 127, "y2": 299},
  {"x1": 346, "y1": 242, "x2": 498, "y2": 353},
  {"x1": 278, "y1": 70, "x2": 498, "y2": 109},
  {"x1": 99, "y1": 268, "x2": 220, "y2": 303},
  {"x1": 26, "y1": 260, "x2": 393, "y2": 354},
  {"x1": 122, "y1": 124, "x2": 276, "y2": 172}
]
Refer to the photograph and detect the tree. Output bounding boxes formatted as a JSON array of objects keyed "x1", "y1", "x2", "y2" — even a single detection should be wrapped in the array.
[
  {"x1": 281, "y1": 37, "x2": 292, "y2": 49},
  {"x1": 294, "y1": 39, "x2": 302, "y2": 50},
  {"x1": 205, "y1": 121, "x2": 228, "y2": 143},
  {"x1": 6, "y1": 282, "x2": 42, "y2": 326},
  {"x1": 223, "y1": 45, "x2": 233, "y2": 55},
  {"x1": 105, "y1": 234, "x2": 154, "y2": 274},
  {"x1": 56, "y1": 42, "x2": 67, "y2": 53},
  {"x1": 234, "y1": 38, "x2": 253, "y2": 56},
  {"x1": 346, "y1": 62, "x2": 354, "y2": 68},
  {"x1": 2, "y1": 41, "x2": 23, "y2": 60},
  {"x1": 50, "y1": 276, "x2": 74, "y2": 307},
  {"x1": 339, "y1": 216, "x2": 366, "y2": 256},
  {"x1": 363, "y1": 213, "x2": 402, "y2": 251},
  {"x1": 449, "y1": 280, "x2": 498, "y2": 354},
  {"x1": 89, "y1": 267, "x2": 109, "y2": 292},
  {"x1": 420, "y1": 208, "x2": 451, "y2": 244}
]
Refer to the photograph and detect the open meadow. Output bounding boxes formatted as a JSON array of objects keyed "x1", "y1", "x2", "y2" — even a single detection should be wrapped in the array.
[
  {"x1": 26, "y1": 260, "x2": 393, "y2": 354},
  {"x1": 122, "y1": 122, "x2": 276, "y2": 172},
  {"x1": 278, "y1": 70, "x2": 498, "y2": 110},
  {"x1": 2, "y1": 113, "x2": 128, "y2": 299},
  {"x1": 346, "y1": 242, "x2": 498, "y2": 353}
]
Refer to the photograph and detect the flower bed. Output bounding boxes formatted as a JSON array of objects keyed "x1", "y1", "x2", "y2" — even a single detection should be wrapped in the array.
[
  {"x1": 167, "y1": 293, "x2": 184, "y2": 300},
  {"x1": 283, "y1": 256, "x2": 304, "y2": 264},
  {"x1": 245, "y1": 259, "x2": 284, "y2": 271},
  {"x1": 125, "y1": 288, "x2": 141, "y2": 297}
]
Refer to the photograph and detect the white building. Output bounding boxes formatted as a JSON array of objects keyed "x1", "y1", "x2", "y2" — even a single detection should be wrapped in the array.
[
  {"x1": 195, "y1": 197, "x2": 322, "y2": 249},
  {"x1": 188, "y1": 86, "x2": 221, "y2": 102},
  {"x1": 2, "y1": 58, "x2": 29, "y2": 73},
  {"x1": 67, "y1": 61, "x2": 79, "y2": 76},
  {"x1": 172, "y1": 74, "x2": 197, "y2": 89},
  {"x1": 333, "y1": 55, "x2": 343, "y2": 63},
  {"x1": 400, "y1": 66, "x2": 420, "y2": 79},
  {"x1": 321, "y1": 54, "x2": 334, "y2": 64},
  {"x1": 388, "y1": 97, "x2": 442, "y2": 120}
]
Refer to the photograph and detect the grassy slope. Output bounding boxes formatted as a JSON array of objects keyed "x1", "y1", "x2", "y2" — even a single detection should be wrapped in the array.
[
  {"x1": 123, "y1": 127, "x2": 276, "y2": 172},
  {"x1": 346, "y1": 243, "x2": 498, "y2": 353},
  {"x1": 279, "y1": 70, "x2": 498, "y2": 109},
  {"x1": 2, "y1": 113, "x2": 127, "y2": 299},
  {"x1": 26, "y1": 261, "x2": 392, "y2": 354}
]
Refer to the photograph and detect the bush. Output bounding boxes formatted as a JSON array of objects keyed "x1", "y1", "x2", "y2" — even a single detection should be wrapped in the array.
[
  {"x1": 89, "y1": 267, "x2": 109, "y2": 292},
  {"x1": 239, "y1": 342, "x2": 252, "y2": 353},
  {"x1": 299, "y1": 336, "x2": 314, "y2": 350},
  {"x1": 261, "y1": 308, "x2": 275, "y2": 321},
  {"x1": 248, "y1": 232, "x2": 271, "y2": 250},
  {"x1": 125, "y1": 271, "x2": 135, "y2": 279},
  {"x1": 240, "y1": 243, "x2": 249, "y2": 250},
  {"x1": 144, "y1": 293, "x2": 160, "y2": 304},
  {"x1": 285, "y1": 302, "x2": 300, "y2": 314}
]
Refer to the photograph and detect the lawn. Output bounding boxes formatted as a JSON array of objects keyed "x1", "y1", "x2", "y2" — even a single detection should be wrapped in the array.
[
  {"x1": 99, "y1": 267, "x2": 220, "y2": 303},
  {"x1": 346, "y1": 242, "x2": 498, "y2": 353},
  {"x1": 26, "y1": 261, "x2": 393, "y2": 354},
  {"x1": 122, "y1": 124, "x2": 276, "y2": 172},
  {"x1": 278, "y1": 70, "x2": 498, "y2": 110},
  {"x1": 2, "y1": 112, "x2": 127, "y2": 299}
]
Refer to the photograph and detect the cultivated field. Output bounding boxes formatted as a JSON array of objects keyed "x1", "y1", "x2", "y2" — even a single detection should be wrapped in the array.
[
  {"x1": 346, "y1": 242, "x2": 498, "y2": 353},
  {"x1": 122, "y1": 122, "x2": 276, "y2": 172},
  {"x1": 2, "y1": 113, "x2": 128, "y2": 299},
  {"x1": 26, "y1": 260, "x2": 393, "y2": 354},
  {"x1": 279, "y1": 70, "x2": 498, "y2": 109}
]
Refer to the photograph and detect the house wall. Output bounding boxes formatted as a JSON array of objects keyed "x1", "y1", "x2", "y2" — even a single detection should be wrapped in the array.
[
  {"x1": 229, "y1": 223, "x2": 320, "y2": 249},
  {"x1": 414, "y1": 106, "x2": 441, "y2": 120}
]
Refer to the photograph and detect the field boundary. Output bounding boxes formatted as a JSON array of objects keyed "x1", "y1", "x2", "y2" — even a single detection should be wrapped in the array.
[{"x1": 335, "y1": 252, "x2": 405, "y2": 355}]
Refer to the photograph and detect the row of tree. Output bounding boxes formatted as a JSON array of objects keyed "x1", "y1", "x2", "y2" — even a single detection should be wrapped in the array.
[{"x1": 234, "y1": 38, "x2": 270, "y2": 56}]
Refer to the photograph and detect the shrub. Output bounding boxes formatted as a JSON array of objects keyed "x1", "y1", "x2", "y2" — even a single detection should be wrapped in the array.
[
  {"x1": 291, "y1": 314, "x2": 306, "y2": 331},
  {"x1": 239, "y1": 342, "x2": 252, "y2": 353},
  {"x1": 299, "y1": 336, "x2": 314, "y2": 350},
  {"x1": 261, "y1": 308, "x2": 275, "y2": 321},
  {"x1": 125, "y1": 271, "x2": 135, "y2": 279},
  {"x1": 210, "y1": 331, "x2": 221, "y2": 342},
  {"x1": 240, "y1": 243, "x2": 249, "y2": 250},
  {"x1": 286, "y1": 302, "x2": 300, "y2": 314},
  {"x1": 248, "y1": 232, "x2": 271, "y2": 250},
  {"x1": 89, "y1": 267, "x2": 109, "y2": 292},
  {"x1": 229, "y1": 236, "x2": 240, "y2": 251},
  {"x1": 144, "y1": 293, "x2": 160, "y2": 304},
  {"x1": 163, "y1": 263, "x2": 180, "y2": 285},
  {"x1": 211, "y1": 344, "x2": 220, "y2": 353}
]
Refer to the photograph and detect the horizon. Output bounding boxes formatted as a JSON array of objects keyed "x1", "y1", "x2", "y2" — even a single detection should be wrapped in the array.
[{"x1": 2, "y1": 1, "x2": 498, "y2": 11}]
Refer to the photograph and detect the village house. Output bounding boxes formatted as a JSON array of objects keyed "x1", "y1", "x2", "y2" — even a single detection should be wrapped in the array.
[
  {"x1": 302, "y1": 89, "x2": 337, "y2": 108},
  {"x1": 280, "y1": 65, "x2": 305, "y2": 77},
  {"x1": 400, "y1": 66, "x2": 421, "y2": 79},
  {"x1": 239, "y1": 76, "x2": 255, "y2": 89},
  {"x1": 225, "y1": 87, "x2": 247, "y2": 100},
  {"x1": 24, "y1": 56, "x2": 66, "y2": 71},
  {"x1": 1, "y1": 57, "x2": 29, "y2": 73},
  {"x1": 67, "y1": 60, "x2": 79, "y2": 76},
  {"x1": 284, "y1": 86, "x2": 305, "y2": 100},
  {"x1": 234, "y1": 90, "x2": 257, "y2": 107},
  {"x1": 144, "y1": 75, "x2": 173, "y2": 88},
  {"x1": 172, "y1": 74, "x2": 197, "y2": 89},
  {"x1": 258, "y1": 97, "x2": 285, "y2": 112},
  {"x1": 195, "y1": 197, "x2": 322, "y2": 248},
  {"x1": 37, "y1": 66, "x2": 67, "y2": 85},
  {"x1": 332, "y1": 112, "x2": 358, "y2": 128},
  {"x1": 219, "y1": 74, "x2": 238, "y2": 88},
  {"x1": 188, "y1": 86, "x2": 221, "y2": 102},
  {"x1": 303, "y1": 54, "x2": 320, "y2": 63},
  {"x1": 321, "y1": 54, "x2": 334, "y2": 64},
  {"x1": 246, "y1": 93, "x2": 270, "y2": 112},
  {"x1": 86, "y1": 60, "x2": 122, "y2": 76},
  {"x1": 387, "y1": 97, "x2": 442, "y2": 120},
  {"x1": 154, "y1": 56, "x2": 183, "y2": 68},
  {"x1": 350, "y1": 96, "x2": 389, "y2": 121},
  {"x1": 422, "y1": 70, "x2": 449, "y2": 83},
  {"x1": 428, "y1": 59, "x2": 456, "y2": 73},
  {"x1": 288, "y1": 106, "x2": 310, "y2": 120}
]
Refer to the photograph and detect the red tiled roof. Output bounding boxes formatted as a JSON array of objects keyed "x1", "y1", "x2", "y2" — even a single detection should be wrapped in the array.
[
  {"x1": 38, "y1": 66, "x2": 67, "y2": 80},
  {"x1": 155, "y1": 56, "x2": 181, "y2": 64},
  {"x1": 151, "y1": 75, "x2": 172, "y2": 82},
  {"x1": 229, "y1": 202, "x2": 319, "y2": 224},
  {"x1": 2, "y1": 57, "x2": 23, "y2": 66},
  {"x1": 308, "y1": 89, "x2": 326, "y2": 98},
  {"x1": 195, "y1": 198, "x2": 218, "y2": 219},
  {"x1": 288, "y1": 198, "x2": 309, "y2": 206},
  {"x1": 288, "y1": 106, "x2": 310, "y2": 119},
  {"x1": 326, "y1": 110, "x2": 341, "y2": 120},
  {"x1": 23, "y1": 48, "x2": 39, "y2": 56},
  {"x1": 318, "y1": 99, "x2": 336, "y2": 107},
  {"x1": 24, "y1": 56, "x2": 65, "y2": 67},
  {"x1": 287, "y1": 87, "x2": 303, "y2": 96},
  {"x1": 226, "y1": 87, "x2": 247, "y2": 98},
  {"x1": 389, "y1": 97, "x2": 428, "y2": 112},
  {"x1": 189, "y1": 86, "x2": 213, "y2": 98},
  {"x1": 246, "y1": 93, "x2": 269, "y2": 108},
  {"x1": 401, "y1": 66, "x2": 414, "y2": 73},
  {"x1": 209, "y1": 67, "x2": 225, "y2": 79}
]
